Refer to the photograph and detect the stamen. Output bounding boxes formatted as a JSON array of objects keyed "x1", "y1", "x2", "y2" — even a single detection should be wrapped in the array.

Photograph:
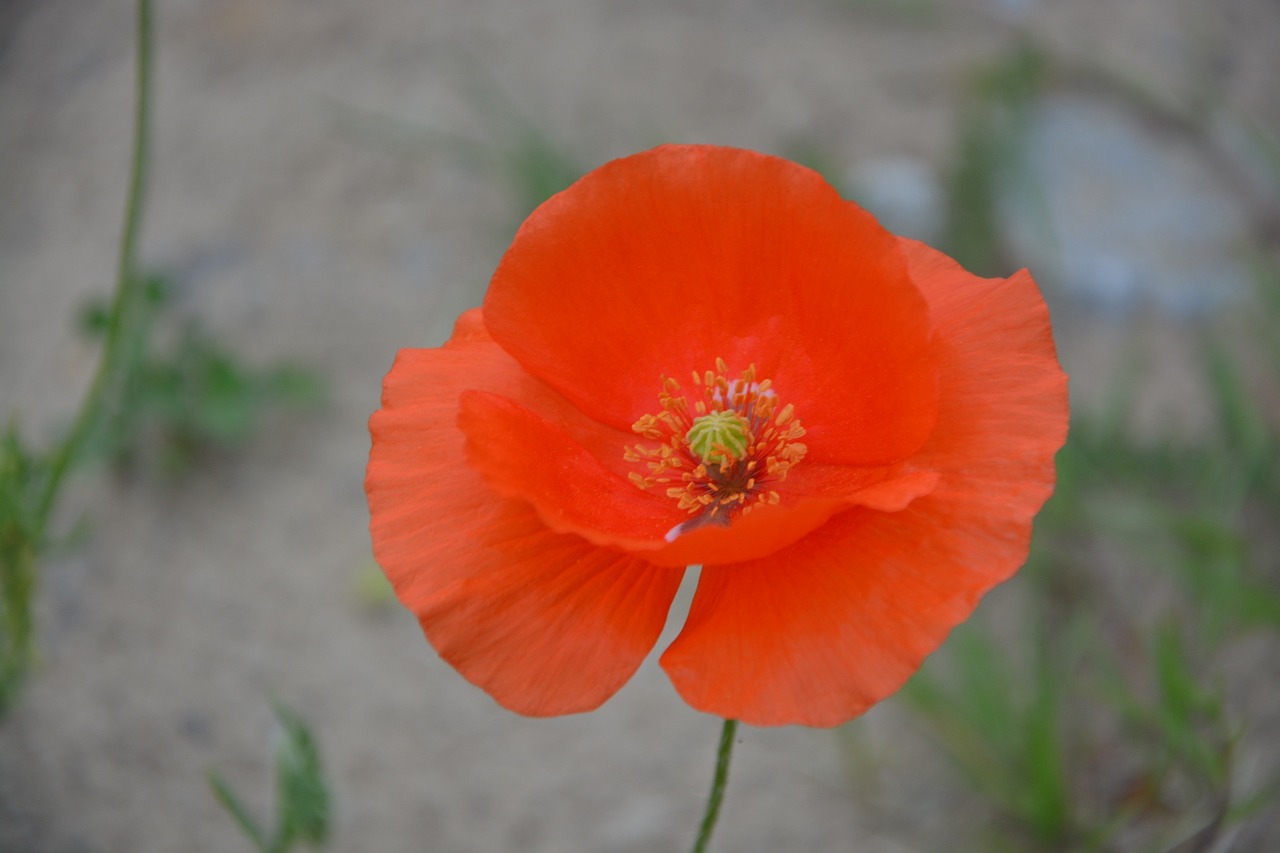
[{"x1": 626, "y1": 361, "x2": 807, "y2": 528}]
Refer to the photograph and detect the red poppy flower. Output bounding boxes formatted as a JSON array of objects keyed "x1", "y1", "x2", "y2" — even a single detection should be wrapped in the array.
[{"x1": 366, "y1": 144, "x2": 1068, "y2": 727}]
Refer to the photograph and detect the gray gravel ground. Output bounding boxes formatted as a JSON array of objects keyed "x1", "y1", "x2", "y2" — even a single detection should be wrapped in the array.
[{"x1": 1, "y1": 1, "x2": 1277, "y2": 851}]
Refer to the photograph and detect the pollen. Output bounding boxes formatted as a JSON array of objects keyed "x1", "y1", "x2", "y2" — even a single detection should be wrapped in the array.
[{"x1": 626, "y1": 358, "x2": 807, "y2": 524}]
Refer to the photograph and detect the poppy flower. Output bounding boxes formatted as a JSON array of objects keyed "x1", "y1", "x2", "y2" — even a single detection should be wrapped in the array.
[{"x1": 366, "y1": 144, "x2": 1068, "y2": 727}]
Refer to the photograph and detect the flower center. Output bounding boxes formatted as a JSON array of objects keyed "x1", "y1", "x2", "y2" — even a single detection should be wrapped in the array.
[
  {"x1": 686, "y1": 410, "x2": 748, "y2": 466},
  {"x1": 625, "y1": 358, "x2": 808, "y2": 525}
]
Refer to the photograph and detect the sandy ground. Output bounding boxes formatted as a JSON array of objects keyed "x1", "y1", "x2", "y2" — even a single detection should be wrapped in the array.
[{"x1": 1, "y1": 1, "x2": 1277, "y2": 851}]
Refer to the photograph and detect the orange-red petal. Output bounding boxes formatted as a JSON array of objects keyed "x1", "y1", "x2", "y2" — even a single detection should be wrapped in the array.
[
  {"x1": 459, "y1": 385, "x2": 941, "y2": 565},
  {"x1": 483, "y1": 145, "x2": 939, "y2": 467},
  {"x1": 414, "y1": 505, "x2": 684, "y2": 716},
  {"x1": 660, "y1": 241, "x2": 1068, "y2": 726},
  {"x1": 457, "y1": 388, "x2": 684, "y2": 544},
  {"x1": 367, "y1": 311, "x2": 684, "y2": 714}
]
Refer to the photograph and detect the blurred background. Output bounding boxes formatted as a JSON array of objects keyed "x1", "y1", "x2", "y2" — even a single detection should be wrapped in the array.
[{"x1": 1, "y1": 0, "x2": 1278, "y2": 850}]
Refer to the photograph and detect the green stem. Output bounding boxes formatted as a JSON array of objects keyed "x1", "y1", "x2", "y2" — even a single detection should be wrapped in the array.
[
  {"x1": 34, "y1": 0, "x2": 153, "y2": 533},
  {"x1": 691, "y1": 719, "x2": 738, "y2": 853}
]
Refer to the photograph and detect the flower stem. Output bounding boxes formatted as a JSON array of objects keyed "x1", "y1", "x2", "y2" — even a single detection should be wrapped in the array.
[
  {"x1": 691, "y1": 718, "x2": 738, "y2": 853},
  {"x1": 34, "y1": 0, "x2": 152, "y2": 532}
]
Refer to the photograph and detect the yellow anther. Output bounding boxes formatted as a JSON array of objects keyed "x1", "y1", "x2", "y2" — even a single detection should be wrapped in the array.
[{"x1": 625, "y1": 360, "x2": 807, "y2": 523}]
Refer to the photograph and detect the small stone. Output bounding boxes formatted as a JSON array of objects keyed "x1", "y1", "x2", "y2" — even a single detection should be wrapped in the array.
[{"x1": 1000, "y1": 94, "x2": 1253, "y2": 319}]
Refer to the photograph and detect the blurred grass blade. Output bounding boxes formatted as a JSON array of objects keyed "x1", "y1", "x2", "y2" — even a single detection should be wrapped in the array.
[
  {"x1": 1202, "y1": 335, "x2": 1269, "y2": 471},
  {"x1": 79, "y1": 270, "x2": 324, "y2": 478},
  {"x1": 273, "y1": 699, "x2": 330, "y2": 848},
  {"x1": 1024, "y1": 626, "x2": 1070, "y2": 840},
  {"x1": 209, "y1": 699, "x2": 330, "y2": 852},
  {"x1": 208, "y1": 771, "x2": 271, "y2": 853},
  {"x1": 0, "y1": 426, "x2": 41, "y2": 713},
  {"x1": 944, "y1": 42, "x2": 1047, "y2": 275}
]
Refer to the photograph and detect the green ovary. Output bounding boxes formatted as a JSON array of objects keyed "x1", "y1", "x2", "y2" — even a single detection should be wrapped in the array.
[{"x1": 686, "y1": 410, "x2": 748, "y2": 466}]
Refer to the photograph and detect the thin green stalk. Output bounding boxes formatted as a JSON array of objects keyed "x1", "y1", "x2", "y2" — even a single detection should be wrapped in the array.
[
  {"x1": 692, "y1": 718, "x2": 738, "y2": 853},
  {"x1": 34, "y1": 0, "x2": 153, "y2": 533}
]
